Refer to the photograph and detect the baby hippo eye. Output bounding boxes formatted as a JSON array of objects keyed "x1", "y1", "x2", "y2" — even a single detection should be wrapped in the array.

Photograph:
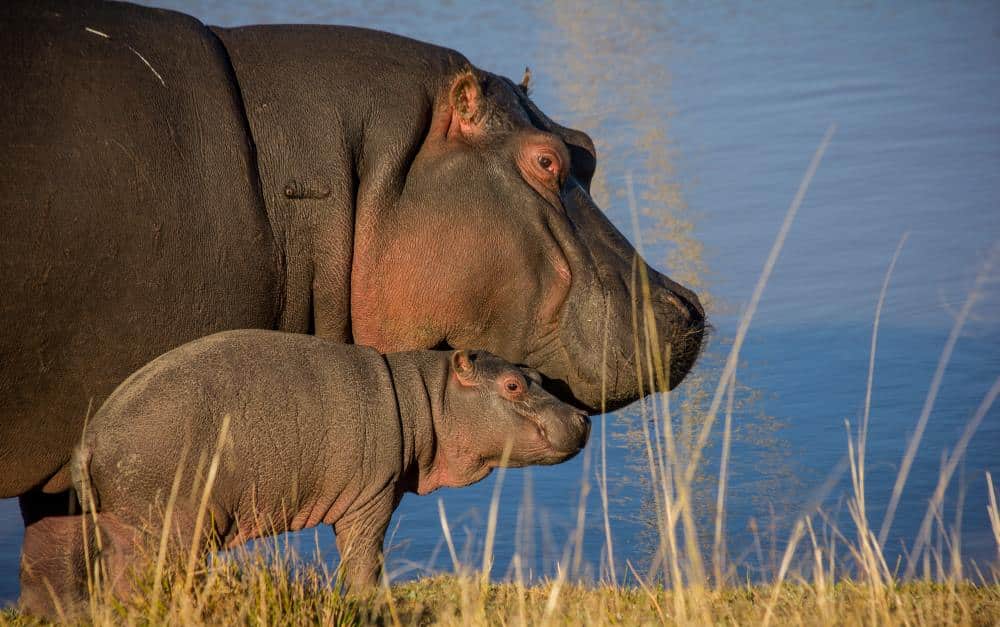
[{"x1": 501, "y1": 374, "x2": 525, "y2": 397}]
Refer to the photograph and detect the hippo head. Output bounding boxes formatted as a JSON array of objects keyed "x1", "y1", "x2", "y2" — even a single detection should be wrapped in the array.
[
  {"x1": 433, "y1": 350, "x2": 590, "y2": 486},
  {"x1": 351, "y1": 66, "x2": 705, "y2": 413}
]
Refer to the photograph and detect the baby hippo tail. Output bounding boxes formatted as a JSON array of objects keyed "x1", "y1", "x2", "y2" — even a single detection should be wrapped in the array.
[{"x1": 70, "y1": 445, "x2": 98, "y2": 513}]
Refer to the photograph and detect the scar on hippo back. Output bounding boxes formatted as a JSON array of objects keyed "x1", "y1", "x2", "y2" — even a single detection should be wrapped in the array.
[{"x1": 283, "y1": 179, "x2": 331, "y2": 200}]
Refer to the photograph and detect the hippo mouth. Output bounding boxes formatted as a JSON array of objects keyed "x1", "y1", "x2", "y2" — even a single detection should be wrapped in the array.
[{"x1": 537, "y1": 310, "x2": 708, "y2": 415}]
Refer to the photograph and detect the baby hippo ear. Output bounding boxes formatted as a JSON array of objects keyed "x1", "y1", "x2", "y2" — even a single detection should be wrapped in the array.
[
  {"x1": 451, "y1": 350, "x2": 477, "y2": 385},
  {"x1": 522, "y1": 366, "x2": 543, "y2": 386}
]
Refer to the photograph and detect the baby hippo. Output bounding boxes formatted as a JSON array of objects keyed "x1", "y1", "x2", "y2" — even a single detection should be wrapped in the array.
[{"x1": 72, "y1": 330, "x2": 589, "y2": 594}]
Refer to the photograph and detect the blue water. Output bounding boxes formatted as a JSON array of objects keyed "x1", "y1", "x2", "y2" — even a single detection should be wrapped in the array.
[{"x1": 2, "y1": 0, "x2": 998, "y2": 603}]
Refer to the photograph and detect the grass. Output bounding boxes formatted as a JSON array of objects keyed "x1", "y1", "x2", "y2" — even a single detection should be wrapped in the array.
[
  {"x1": 386, "y1": 578, "x2": 1000, "y2": 626},
  {"x1": 3, "y1": 129, "x2": 999, "y2": 626},
  {"x1": 2, "y1": 567, "x2": 998, "y2": 626}
]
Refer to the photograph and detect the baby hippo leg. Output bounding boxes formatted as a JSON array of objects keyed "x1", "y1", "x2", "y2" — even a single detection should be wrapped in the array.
[
  {"x1": 333, "y1": 492, "x2": 394, "y2": 591},
  {"x1": 19, "y1": 514, "x2": 89, "y2": 620},
  {"x1": 93, "y1": 513, "x2": 147, "y2": 602}
]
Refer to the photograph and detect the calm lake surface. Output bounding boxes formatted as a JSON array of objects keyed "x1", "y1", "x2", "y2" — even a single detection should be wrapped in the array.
[{"x1": 2, "y1": 0, "x2": 998, "y2": 602}]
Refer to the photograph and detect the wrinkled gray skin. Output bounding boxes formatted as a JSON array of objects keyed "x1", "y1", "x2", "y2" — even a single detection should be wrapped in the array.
[
  {"x1": 2, "y1": 0, "x2": 703, "y2": 611},
  {"x1": 20, "y1": 331, "x2": 589, "y2": 618}
]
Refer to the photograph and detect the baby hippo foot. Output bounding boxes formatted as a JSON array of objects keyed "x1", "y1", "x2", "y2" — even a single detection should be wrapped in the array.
[{"x1": 19, "y1": 514, "x2": 89, "y2": 621}]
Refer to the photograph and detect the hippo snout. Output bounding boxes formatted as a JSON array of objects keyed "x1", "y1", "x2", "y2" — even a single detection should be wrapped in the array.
[{"x1": 538, "y1": 406, "x2": 591, "y2": 458}]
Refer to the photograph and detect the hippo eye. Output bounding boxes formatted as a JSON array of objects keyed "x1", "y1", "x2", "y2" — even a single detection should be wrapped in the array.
[{"x1": 535, "y1": 152, "x2": 561, "y2": 181}]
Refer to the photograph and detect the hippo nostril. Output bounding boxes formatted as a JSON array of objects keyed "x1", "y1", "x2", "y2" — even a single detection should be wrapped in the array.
[
  {"x1": 656, "y1": 288, "x2": 705, "y2": 327},
  {"x1": 675, "y1": 285, "x2": 706, "y2": 321},
  {"x1": 687, "y1": 295, "x2": 706, "y2": 323},
  {"x1": 661, "y1": 291, "x2": 692, "y2": 322}
]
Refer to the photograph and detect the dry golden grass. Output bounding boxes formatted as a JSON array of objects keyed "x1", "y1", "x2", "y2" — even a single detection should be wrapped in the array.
[
  {"x1": 393, "y1": 577, "x2": 1000, "y2": 626},
  {"x1": 2, "y1": 567, "x2": 997, "y2": 626}
]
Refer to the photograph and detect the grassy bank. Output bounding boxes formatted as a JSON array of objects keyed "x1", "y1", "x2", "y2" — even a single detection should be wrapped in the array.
[
  {"x1": 2, "y1": 569, "x2": 999, "y2": 626},
  {"x1": 391, "y1": 578, "x2": 1000, "y2": 626}
]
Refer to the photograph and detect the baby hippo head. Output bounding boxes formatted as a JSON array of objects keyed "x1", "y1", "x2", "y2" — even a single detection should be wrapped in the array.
[{"x1": 439, "y1": 350, "x2": 590, "y2": 478}]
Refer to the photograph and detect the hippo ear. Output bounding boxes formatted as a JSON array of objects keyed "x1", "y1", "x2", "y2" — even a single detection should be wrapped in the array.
[
  {"x1": 451, "y1": 350, "x2": 477, "y2": 385},
  {"x1": 518, "y1": 67, "x2": 531, "y2": 95},
  {"x1": 448, "y1": 71, "x2": 485, "y2": 140}
]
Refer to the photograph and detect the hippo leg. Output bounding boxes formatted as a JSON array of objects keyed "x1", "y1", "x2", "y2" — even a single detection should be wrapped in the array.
[
  {"x1": 18, "y1": 491, "x2": 88, "y2": 620},
  {"x1": 333, "y1": 493, "x2": 393, "y2": 591}
]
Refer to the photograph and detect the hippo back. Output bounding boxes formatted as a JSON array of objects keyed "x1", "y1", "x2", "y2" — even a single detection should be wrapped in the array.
[{"x1": 78, "y1": 330, "x2": 402, "y2": 536}]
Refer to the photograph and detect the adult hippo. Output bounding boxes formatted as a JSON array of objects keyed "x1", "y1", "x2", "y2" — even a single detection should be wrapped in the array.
[{"x1": 0, "y1": 0, "x2": 704, "y2": 602}]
